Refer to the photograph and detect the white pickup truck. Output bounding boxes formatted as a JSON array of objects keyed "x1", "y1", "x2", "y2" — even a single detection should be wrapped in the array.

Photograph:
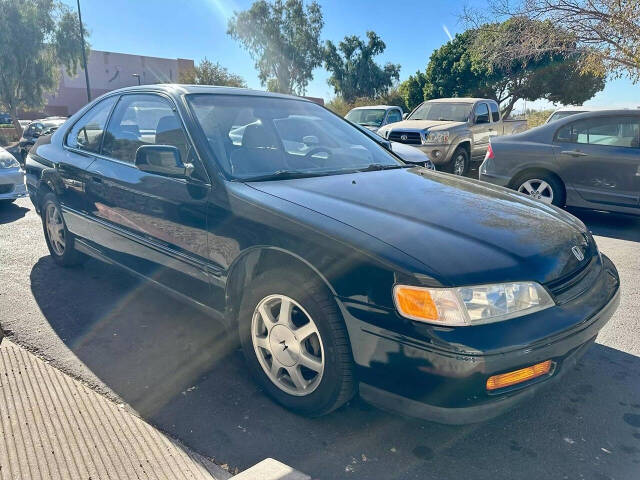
[{"x1": 378, "y1": 98, "x2": 527, "y2": 175}]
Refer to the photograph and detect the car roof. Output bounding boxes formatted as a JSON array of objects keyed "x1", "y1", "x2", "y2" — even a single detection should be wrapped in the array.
[
  {"x1": 102, "y1": 84, "x2": 312, "y2": 103},
  {"x1": 350, "y1": 105, "x2": 399, "y2": 110}
]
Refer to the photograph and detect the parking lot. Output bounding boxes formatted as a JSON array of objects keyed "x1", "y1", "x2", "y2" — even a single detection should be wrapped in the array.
[{"x1": 1, "y1": 196, "x2": 640, "y2": 480}]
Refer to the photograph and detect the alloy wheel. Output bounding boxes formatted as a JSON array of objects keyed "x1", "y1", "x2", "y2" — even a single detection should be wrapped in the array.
[
  {"x1": 251, "y1": 294, "x2": 324, "y2": 396},
  {"x1": 453, "y1": 154, "x2": 466, "y2": 176},
  {"x1": 518, "y1": 179, "x2": 554, "y2": 204},
  {"x1": 45, "y1": 203, "x2": 66, "y2": 256}
]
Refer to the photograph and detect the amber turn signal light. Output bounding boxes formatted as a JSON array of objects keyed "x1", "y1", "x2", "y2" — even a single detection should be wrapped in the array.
[
  {"x1": 394, "y1": 286, "x2": 439, "y2": 321},
  {"x1": 486, "y1": 360, "x2": 552, "y2": 391}
]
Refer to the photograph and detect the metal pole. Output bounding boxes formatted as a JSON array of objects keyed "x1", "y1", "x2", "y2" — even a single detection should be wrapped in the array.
[{"x1": 77, "y1": 0, "x2": 91, "y2": 102}]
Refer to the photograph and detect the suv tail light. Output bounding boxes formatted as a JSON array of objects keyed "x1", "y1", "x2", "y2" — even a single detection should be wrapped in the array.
[{"x1": 485, "y1": 142, "x2": 495, "y2": 160}]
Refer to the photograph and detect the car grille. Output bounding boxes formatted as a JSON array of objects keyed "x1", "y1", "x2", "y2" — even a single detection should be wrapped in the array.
[
  {"x1": 0, "y1": 184, "x2": 14, "y2": 194},
  {"x1": 388, "y1": 131, "x2": 422, "y2": 145},
  {"x1": 545, "y1": 256, "x2": 601, "y2": 305}
]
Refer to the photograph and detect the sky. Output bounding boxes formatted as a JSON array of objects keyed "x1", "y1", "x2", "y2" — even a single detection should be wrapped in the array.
[{"x1": 63, "y1": 0, "x2": 639, "y2": 113}]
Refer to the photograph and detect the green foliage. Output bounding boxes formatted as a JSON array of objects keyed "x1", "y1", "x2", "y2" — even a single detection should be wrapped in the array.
[
  {"x1": 325, "y1": 88, "x2": 405, "y2": 118},
  {"x1": 422, "y1": 20, "x2": 605, "y2": 118},
  {"x1": 525, "y1": 109, "x2": 554, "y2": 129},
  {"x1": 179, "y1": 58, "x2": 246, "y2": 87},
  {"x1": 324, "y1": 31, "x2": 401, "y2": 103},
  {"x1": 0, "y1": 0, "x2": 87, "y2": 136},
  {"x1": 398, "y1": 71, "x2": 429, "y2": 112},
  {"x1": 227, "y1": 0, "x2": 324, "y2": 95}
]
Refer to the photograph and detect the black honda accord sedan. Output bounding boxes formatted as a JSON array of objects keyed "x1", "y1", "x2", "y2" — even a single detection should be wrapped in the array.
[{"x1": 25, "y1": 85, "x2": 620, "y2": 423}]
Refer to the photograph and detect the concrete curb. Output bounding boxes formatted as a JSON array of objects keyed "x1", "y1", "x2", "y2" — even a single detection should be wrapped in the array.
[{"x1": 0, "y1": 339, "x2": 232, "y2": 479}]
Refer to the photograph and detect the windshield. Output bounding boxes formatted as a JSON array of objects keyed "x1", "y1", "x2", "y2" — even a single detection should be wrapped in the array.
[
  {"x1": 409, "y1": 102, "x2": 472, "y2": 122},
  {"x1": 345, "y1": 108, "x2": 386, "y2": 127},
  {"x1": 188, "y1": 95, "x2": 403, "y2": 180},
  {"x1": 547, "y1": 111, "x2": 587, "y2": 123}
]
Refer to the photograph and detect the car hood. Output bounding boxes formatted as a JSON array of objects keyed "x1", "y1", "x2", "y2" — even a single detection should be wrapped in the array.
[
  {"x1": 248, "y1": 168, "x2": 593, "y2": 287},
  {"x1": 380, "y1": 120, "x2": 466, "y2": 133}
]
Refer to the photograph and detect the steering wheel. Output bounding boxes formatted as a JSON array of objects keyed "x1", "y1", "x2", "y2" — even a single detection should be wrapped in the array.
[{"x1": 303, "y1": 147, "x2": 333, "y2": 166}]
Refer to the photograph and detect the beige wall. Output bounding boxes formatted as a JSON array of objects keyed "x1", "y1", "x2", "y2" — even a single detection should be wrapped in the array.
[{"x1": 37, "y1": 50, "x2": 194, "y2": 118}]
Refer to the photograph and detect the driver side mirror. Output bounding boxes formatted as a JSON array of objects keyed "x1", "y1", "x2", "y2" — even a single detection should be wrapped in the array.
[
  {"x1": 402, "y1": 113, "x2": 408, "y2": 120},
  {"x1": 135, "y1": 145, "x2": 192, "y2": 177}
]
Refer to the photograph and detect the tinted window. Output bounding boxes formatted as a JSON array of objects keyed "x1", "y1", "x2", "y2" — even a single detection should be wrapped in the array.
[
  {"x1": 489, "y1": 103, "x2": 500, "y2": 122},
  {"x1": 386, "y1": 109, "x2": 402, "y2": 123},
  {"x1": 187, "y1": 94, "x2": 402, "y2": 179},
  {"x1": 102, "y1": 94, "x2": 189, "y2": 163},
  {"x1": 66, "y1": 96, "x2": 117, "y2": 153},
  {"x1": 474, "y1": 103, "x2": 490, "y2": 124},
  {"x1": 556, "y1": 117, "x2": 640, "y2": 148}
]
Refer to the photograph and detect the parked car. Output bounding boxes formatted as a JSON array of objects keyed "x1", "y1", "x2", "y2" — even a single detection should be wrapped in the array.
[
  {"x1": 378, "y1": 98, "x2": 528, "y2": 176},
  {"x1": 18, "y1": 117, "x2": 67, "y2": 164},
  {"x1": 352, "y1": 123, "x2": 435, "y2": 169},
  {"x1": 345, "y1": 105, "x2": 404, "y2": 132},
  {"x1": 545, "y1": 107, "x2": 592, "y2": 124},
  {"x1": 0, "y1": 112, "x2": 12, "y2": 125},
  {"x1": 480, "y1": 110, "x2": 640, "y2": 214},
  {"x1": 0, "y1": 145, "x2": 27, "y2": 204},
  {"x1": 26, "y1": 85, "x2": 619, "y2": 423}
]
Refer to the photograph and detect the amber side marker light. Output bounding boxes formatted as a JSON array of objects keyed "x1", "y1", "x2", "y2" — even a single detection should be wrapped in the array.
[{"x1": 486, "y1": 360, "x2": 552, "y2": 391}]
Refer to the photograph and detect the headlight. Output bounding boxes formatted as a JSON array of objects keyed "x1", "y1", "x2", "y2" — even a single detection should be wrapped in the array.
[
  {"x1": 393, "y1": 282, "x2": 554, "y2": 326},
  {"x1": 422, "y1": 130, "x2": 450, "y2": 145},
  {"x1": 0, "y1": 156, "x2": 19, "y2": 169}
]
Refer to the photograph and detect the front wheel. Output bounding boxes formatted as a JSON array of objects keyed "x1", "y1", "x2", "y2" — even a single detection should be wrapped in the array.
[
  {"x1": 41, "y1": 193, "x2": 85, "y2": 267},
  {"x1": 445, "y1": 147, "x2": 469, "y2": 176},
  {"x1": 238, "y1": 269, "x2": 355, "y2": 416}
]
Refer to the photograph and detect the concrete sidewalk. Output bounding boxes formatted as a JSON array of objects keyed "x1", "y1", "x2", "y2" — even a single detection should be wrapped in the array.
[{"x1": 0, "y1": 338, "x2": 232, "y2": 480}]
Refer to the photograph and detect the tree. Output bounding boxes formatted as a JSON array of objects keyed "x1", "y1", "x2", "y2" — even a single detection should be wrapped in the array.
[
  {"x1": 398, "y1": 71, "x2": 429, "y2": 112},
  {"x1": 324, "y1": 31, "x2": 401, "y2": 103},
  {"x1": 472, "y1": 0, "x2": 640, "y2": 82},
  {"x1": 179, "y1": 58, "x2": 246, "y2": 87},
  {"x1": 423, "y1": 21, "x2": 605, "y2": 117},
  {"x1": 0, "y1": 0, "x2": 87, "y2": 136},
  {"x1": 227, "y1": 0, "x2": 323, "y2": 95}
]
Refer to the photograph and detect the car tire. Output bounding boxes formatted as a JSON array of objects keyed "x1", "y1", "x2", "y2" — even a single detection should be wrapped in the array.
[
  {"x1": 41, "y1": 192, "x2": 86, "y2": 267},
  {"x1": 445, "y1": 147, "x2": 469, "y2": 176},
  {"x1": 513, "y1": 172, "x2": 566, "y2": 207},
  {"x1": 238, "y1": 268, "x2": 355, "y2": 416}
]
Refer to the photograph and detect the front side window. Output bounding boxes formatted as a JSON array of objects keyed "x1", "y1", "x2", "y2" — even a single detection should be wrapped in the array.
[
  {"x1": 409, "y1": 102, "x2": 472, "y2": 122},
  {"x1": 555, "y1": 117, "x2": 640, "y2": 148},
  {"x1": 66, "y1": 96, "x2": 117, "y2": 153},
  {"x1": 345, "y1": 109, "x2": 386, "y2": 127},
  {"x1": 386, "y1": 109, "x2": 402, "y2": 124},
  {"x1": 187, "y1": 94, "x2": 403, "y2": 180},
  {"x1": 102, "y1": 94, "x2": 189, "y2": 163},
  {"x1": 490, "y1": 103, "x2": 500, "y2": 122},
  {"x1": 474, "y1": 103, "x2": 490, "y2": 124}
]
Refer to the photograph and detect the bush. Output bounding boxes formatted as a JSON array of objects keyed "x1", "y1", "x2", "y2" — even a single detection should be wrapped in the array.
[
  {"x1": 0, "y1": 127, "x2": 18, "y2": 146},
  {"x1": 526, "y1": 109, "x2": 554, "y2": 129},
  {"x1": 326, "y1": 89, "x2": 407, "y2": 118}
]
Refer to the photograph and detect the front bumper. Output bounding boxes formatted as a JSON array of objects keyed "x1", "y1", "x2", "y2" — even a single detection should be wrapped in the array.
[
  {"x1": 0, "y1": 168, "x2": 27, "y2": 200},
  {"x1": 339, "y1": 254, "x2": 620, "y2": 424}
]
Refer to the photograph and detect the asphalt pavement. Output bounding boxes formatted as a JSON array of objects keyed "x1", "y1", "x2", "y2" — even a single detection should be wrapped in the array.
[{"x1": 1, "y1": 196, "x2": 639, "y2": 480}]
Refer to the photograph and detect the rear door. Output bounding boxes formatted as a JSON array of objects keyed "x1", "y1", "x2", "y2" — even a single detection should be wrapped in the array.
[
  {"x1": 554, "y1": 115, "x2": 640, "y2": 208},
  {"x1": 471, "y1": 102, "x2": 492, "y2": 158},
  {"x1": 85, "y1": 93, "x2": 212, "y2": 304}
]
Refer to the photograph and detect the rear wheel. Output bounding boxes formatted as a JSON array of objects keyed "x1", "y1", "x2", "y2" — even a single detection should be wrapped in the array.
[
  {"x1": 513, "y1": 172, "x2": 565, "y2": 207},
  {"x1": 445, "y1": 147, "x2": 469, "y2": 176},
  {"x1": 41, "y1": 193, "x2": 85, "y2": 267},
  {"x1": 238, "y1": 268, "x2": 355, "y2": 416}
]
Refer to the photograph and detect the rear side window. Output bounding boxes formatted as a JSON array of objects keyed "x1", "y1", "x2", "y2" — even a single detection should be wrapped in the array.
[
  {"x1": 474, "y1": 103, "x2": 490, "y2": 124},
  {"x1": 102, "y1": 94, "x2": 189, "y2": 163},
  {"x1": 555, "y1": 117, "x2": 640, "y2": 148},
  {"x1": 66, "y1": 96, "x2": 117, "y2": 153},
  {"x1": 386, "y1": 109, "x2": 402, "y2": 123},
  {"x1": 490, "y1": 103, "x2": 500, "y2": 122}
]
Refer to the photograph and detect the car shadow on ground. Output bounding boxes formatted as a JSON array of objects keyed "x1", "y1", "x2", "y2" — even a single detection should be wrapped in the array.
[
  {"x1": 29, "y1": 253, "x2": 640, "y2": 480},
  {"x1": 568, "y1": 208, "x2": 640, "y2": 243},
  {"x1": 0, "y1": 201, "x2": 30, "y2": 224}
]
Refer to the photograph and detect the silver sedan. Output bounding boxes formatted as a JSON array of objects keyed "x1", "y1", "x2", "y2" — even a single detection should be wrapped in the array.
[{"x1": 0, "y1": 146, "x2": 27, "y2": 204}]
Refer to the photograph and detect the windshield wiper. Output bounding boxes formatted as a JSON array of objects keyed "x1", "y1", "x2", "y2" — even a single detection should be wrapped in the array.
[
  {"x1": 239, "y1": 170, "x2": 329, "y2": 182},
  {"x1": 356, "y1": 163, "x2": 411, "y2": 172}
]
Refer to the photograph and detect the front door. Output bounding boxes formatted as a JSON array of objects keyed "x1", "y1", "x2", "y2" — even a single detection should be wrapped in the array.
[
  {"x1": 471, "y1": 102, "x2": 492, "y2": 159},
  {"x1": 85, "y1": 93, "x2": 212, "y2": 305},
  {"x1": 553, "y1": 115, "x2": 640, "y2": 208}
]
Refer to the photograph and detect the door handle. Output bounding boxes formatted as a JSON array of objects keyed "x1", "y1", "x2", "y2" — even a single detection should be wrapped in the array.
[{"x1": 561, "y1": 150, "x2": 589, "y2": 157}]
